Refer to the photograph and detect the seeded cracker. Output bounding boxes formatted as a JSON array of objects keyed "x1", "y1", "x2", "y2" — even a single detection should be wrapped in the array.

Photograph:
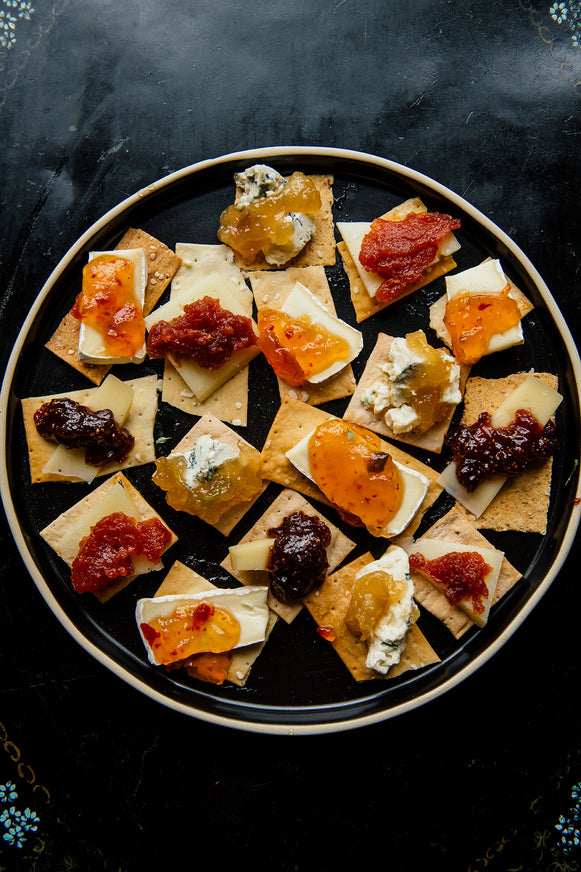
[
  {"x1": 230, "y1": 174, "x2": 336, "y2": 272},
  {"x1": 405, "y1": 509, "x2": 522, "y2": 638},
  {"x1": 338, "y1": 198, "x2": 458, "y2": 324},
  {"x1": 303, "y1": 553, "x2": 440, "y2": 682},
  {"x1": 21, "y1": 374, "x2": 159, "y2": 484},
  {"x1": 221, "y1": 488, "x2": 356, "y2": 623},
  {"x1": 45, "y1": 229, "x2": 182, "y2": 385},
  {"x1": 40, "y1": 471, "x2": 178, "y2": 603},
  {"x1": 152, "y1": 561, "x2": 276, "y2": 687},
  {"x1": 249, "y1": 265, "x2": 357, "y2": 405},
  {"x1": 343, "y1": 332, "x2": 471, "y2": 454}
]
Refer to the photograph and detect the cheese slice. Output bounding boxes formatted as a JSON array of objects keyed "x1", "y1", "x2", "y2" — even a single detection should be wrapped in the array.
[
  {"x1": 286, "y1": 430, "x2": 429, "y2": 538},
  {"x1": 78, "y1": 248, "x2": 148, "y2": 364},
  {"x1": 57, "y1": 480, "x2": 138, "y2": 564},
  {"x1": 406, "y1": 538, "x2": 504, "y2": 627},
  {"x1": 229, "y1": 539, "x2": 276, "y2": 571},
  {"x1": 439, "y1": 375, "x2": 563, "y2": 516}
]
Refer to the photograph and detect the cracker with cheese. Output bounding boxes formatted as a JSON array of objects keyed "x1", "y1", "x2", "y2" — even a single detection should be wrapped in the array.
[
  {"x1": 302, "y1": 552, "x2": 440, "y2": 682},
  {"x1": 22, "y1": 373, "x2": 159, "y2": 484},
  {"x1": 249, "y1": 265, "x2": 361, "y2": 405},
  {"x1": 45, "y1": 228, "x2": 182, "y2": 384},
  {"x1": 221, "y1": 488, "x2": 357, "y2": 624},
  {"x1": 337, "y1": 197, "x2": 460, "y2": 323},
  {"x1": 344, "y1": 332, "x2": 470, "y2": 453},
  {"x1": 40, "y1": 471, "x2": 177, "y2": 602},
  {"x1": 150, "y1": 560, "x2": 277, "y2": 687},
  {"x1": 152, "y1": 243, "x2": 259, "y2": 425}
]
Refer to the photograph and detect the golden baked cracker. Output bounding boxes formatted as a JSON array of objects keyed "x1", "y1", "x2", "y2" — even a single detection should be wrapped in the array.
[
  {"x1": 452, "y1": 372, "x2": 558, "y2": 534},
  {"x1": 154, "y1": 412, "x2": 266, "y2": 536},
  {"x1": 221, "y1": 488, "x2": 356, "y2": 624},
  {"x1": 343, "y1": 332, "x2": 470, "y2": 454},
  {"x1": 45, "y1": 229, "x2": 182, "y2": 385},
  {"x1": 152, "y1": 560, "x2": 277, "y2": 687},
  {"x1": 249, "y1": 265, "x2": 358, "y2": 405},
  {"x1": 40, "y1": 471, "x2": 177, "y2": 602},
  {"x1": 303, "y1": 552, "x2": 440, "y2": 681},
  {"x1": 407, "y1": 509, "x2": 522, "y2": 639},
  {"x1": 260, "y1": 396, "x2": 443, "y2": 538},
  {"x1": 338, "y1": 198, "x2": 458, "y2": 323},
  {"x1": 230, "y1": 174, "x2": 335, "y2": 271},
  {"x1": 21, "y1": 374, "x2": 159, "y2": 484}
]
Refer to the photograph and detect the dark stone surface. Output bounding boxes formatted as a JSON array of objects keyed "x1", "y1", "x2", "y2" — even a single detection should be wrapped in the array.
[{"x1": 1, "y1": 1, "x2": 580, "y2": 869}]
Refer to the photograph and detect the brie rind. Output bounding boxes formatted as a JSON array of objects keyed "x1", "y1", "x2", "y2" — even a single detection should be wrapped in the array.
[
  {"x1": 78, "y1": 248, "x2": 148, "y2": 364},
  {"x1": 285, "y1": 429, "x2": 429, "y2": 537},
  {"x1": 406, "y1": 538, "x2": 504, "y2": 627},
  {"x1": 136, "y1": 586, "x2": 270, "y2": 665},
  {"x1": 439, "y1": 375, "x2": 563, "y2": 516}
]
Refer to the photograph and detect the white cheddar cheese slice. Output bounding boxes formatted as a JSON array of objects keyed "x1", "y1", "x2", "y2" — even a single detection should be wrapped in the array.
[
  {"x1": 406, "y1": 538, "x2": 504, "y2": 627},
  {"x1": 439, "y1": 375, "x2": 563, "y2": 516},
  {"x1": 278, "y1": 281, "x2": 363, "y2": 383},
  {"x1": 78, "y1": 248, "x2": 148, "y2": 365},
  {"x1": 285, "y1": 429, "x2": 429, "y2": 537},
  {"x1": 136, "y1": 586, "x2": 270, "y2": 666},
  {"x1": 57, "y1": 481, "x2": 138, "y2": 564},
  {"x1": 228, "y1": 539, "x2": 276, "y2": 571}
]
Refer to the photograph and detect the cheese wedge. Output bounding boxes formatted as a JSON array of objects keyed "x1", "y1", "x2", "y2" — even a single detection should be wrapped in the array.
[{"x1": 228, "y1": 539, "x2": 276, "y2": 571}]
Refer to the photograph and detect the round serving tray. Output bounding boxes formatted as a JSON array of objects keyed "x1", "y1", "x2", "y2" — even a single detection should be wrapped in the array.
[{"x1": 1, "y1": 146, "x2": 580, "y2": 735}]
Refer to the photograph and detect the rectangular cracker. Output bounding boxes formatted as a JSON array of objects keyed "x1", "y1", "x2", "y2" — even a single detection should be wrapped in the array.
[
  {"x1": 156, "y1": 411, "x2": 266, "y2": 536},
  {"x1": 338, "y1": 198, "x2": 458, "y2": 323},
  {"x1": 221, "y1": 488, "x2": 357, "y2": 623},
  {"x1": 152, "y1": 560, "x2": 276, "y2": 687},
  {"x1": 21, "y1": 374, "x2": 159, "y2": 484},
  {"x1": 406, "y1": 509, "x2": 522, "y2": 638},
  {"x1": 303, "y1": 552, "x2": 440, "y2": 681},
  {"x1": 40, "y1": 471, "x2": 177, "y2": 602},
  {"x1": 230, "y1": 174, "x2": 336, "y2": 271},
  {"x1": 452, "y1": 371, "x2": 558, "y2": 534},
  {"x1": 249, "y1": 265, "x2": 358, "y2": 405},
  {"x1": 343, "y1": 332, "x2": 470, "y2": 453},
  {"x1": 160, "y1": 243, "x2": 256, "y2": 424},
  {"x1": 45, "y1": 229, "x2": 182, "y2": 384},
  {"x1": 259, "y1": 396, "x2": 442, "y2": 538}
]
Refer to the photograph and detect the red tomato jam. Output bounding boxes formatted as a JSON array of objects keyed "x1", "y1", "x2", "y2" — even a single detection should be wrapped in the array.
[
  {"x1": 72, "y1": 254, "x2": 145, "y2": 358},
  {"x1": 33, "y1": 397, "x2": 135, "y2": 466},
  {"x1": 444, "y1": 409, "x2": 559, "y2": 492},
  {"x1": 71, "y1": 512, "x2": 171, "y2": 594},
  {"x1": 316, "y1": 625, "x2": 337, "y2": 642},
  {"x1": 409, "y1": 551, "x2": 490, "y2": 615},
  {"x1": 359, "y1": 212, "x2": 461, "y2": 303},
  {"x1": 267, "y1": 511, "x2": 332, "y2": 602},
  {"x1": 146, "y1": 296, "x2": 257, "y2": 369}
]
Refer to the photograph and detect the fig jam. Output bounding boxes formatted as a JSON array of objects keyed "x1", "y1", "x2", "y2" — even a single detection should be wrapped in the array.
[
  {"x1": 34, "y1": 397, "x2": 135, "y2": 466},
  {"x1": 267, "y1": 511, "x2": 331, "y2": 602}
]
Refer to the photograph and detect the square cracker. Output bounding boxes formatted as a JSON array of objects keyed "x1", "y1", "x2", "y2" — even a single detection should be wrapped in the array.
[
  {"x1": 230, "y1": 174, "x2": 336, "y2": 271},
  {"x1": 221, "y1": 488, "x2": 357, "y2": 624},
  {"x1": 45, "y1": 229, "x2": 182, "y2": 385},
  {"x1": 160, "y1": 243, "x2": 256, "y2": 424},
  {"x1": 259, "y1": 396, "x2": 443, "y2": 539},
  {"x1": 338, "y1": 198, "x2": 458, "y2": 324},
  {"x1": 152, "y1": 560, "x2": 277, "y2": 687},
  {"x1": 451, "y1": 371, "x2": 558, "y2": 534},
  {"x1": 406, "y1": 509, "x2": 522, "y2": 639},
  {"x1": 343, "y1": 332, "x2": 470, "y2": 454},
  {"x1": 21, "y1": 374, "x2": 159, "y2": 484},
  {"x1": 156, "y1": 412, "x2": 266, "y2": 536},
  {"x1": 303, "y1": 552, "x2": 440, "y2": 682},
  {"x1": 40, "y1": 471, "x2": 177, "y2": 602},
  {"x1": 249, "y1": 265, "x2": 358, "y2": 405}
]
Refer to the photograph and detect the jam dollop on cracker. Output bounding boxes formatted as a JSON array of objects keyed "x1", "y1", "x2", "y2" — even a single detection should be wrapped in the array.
[{"x1": 266, "y1": 511, "x2": 331, "y2": 603}]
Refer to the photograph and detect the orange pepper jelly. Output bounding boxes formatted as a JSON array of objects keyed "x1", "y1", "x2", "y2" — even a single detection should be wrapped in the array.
[
  {"x1": 257, "y1": 308, "x2": 351, "y2": 386},
  {"x1": 443, "y1": 286, "x2": 522, "y2": 364},
  {"x1": 140, "y1": 602, "x2": 241, "y2": 666},
  {"x1": 308, "y1": 419, "x2": 403, "y2": 533},
  {"x1": 72, "y1": 254, "x2": 145, "y2": 358}
]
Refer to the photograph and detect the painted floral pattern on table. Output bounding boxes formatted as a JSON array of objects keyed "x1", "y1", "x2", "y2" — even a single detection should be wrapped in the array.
[
  {"x1": 0, "y1": 1, "x2": 34, "y2": 49},
  {"x1": 549, "y1": 1, "x2": 581, "y2": 47},
  {"x1": 0, "y1": 781, "x2": 39, "y2": 849}
]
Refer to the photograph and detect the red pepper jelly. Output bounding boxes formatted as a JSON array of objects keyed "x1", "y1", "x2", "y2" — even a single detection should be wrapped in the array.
[
  {"x1": 359, "y1": 212, "x2": 461, "y2": 303},
  {"x1": 409, "y1": 550, "x2": 490, "y2": 616},
  {"x1": 146, "y1": 296, "x2": 257, "y2": 369},
  {"x1": 444, "y1": 409, "x2": 558, "y2": 492},
  {"x1": 33, "y1": 397, "x2": 134, "y2": 466},
  {"x1": 267, "y1": 511, "x2": 331, "y2": 602}
]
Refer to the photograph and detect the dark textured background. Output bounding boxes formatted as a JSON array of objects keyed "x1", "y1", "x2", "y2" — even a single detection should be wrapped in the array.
[{"x1": 1, "y1": 1, "x2": 580, "y2": 869}]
